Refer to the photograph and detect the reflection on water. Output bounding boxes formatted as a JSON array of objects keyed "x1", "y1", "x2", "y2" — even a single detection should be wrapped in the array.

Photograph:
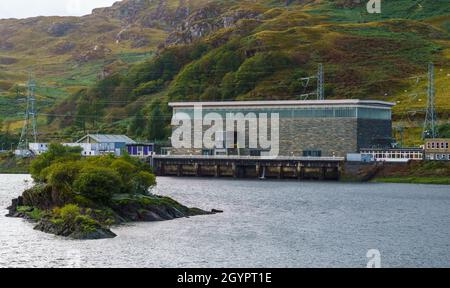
[{"x1": 0, "y1": 174, "x2": 449, "y2": 268}]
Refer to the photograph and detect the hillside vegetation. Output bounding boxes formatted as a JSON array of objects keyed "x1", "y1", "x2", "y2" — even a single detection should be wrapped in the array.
[{"x1": 1, "y1": 0, "x2": 449, "y2": 145}]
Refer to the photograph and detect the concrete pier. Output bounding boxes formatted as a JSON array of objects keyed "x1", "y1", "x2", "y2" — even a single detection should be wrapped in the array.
[{"x1": 151, "y1": 155, "x2": 344, "y2": 180}]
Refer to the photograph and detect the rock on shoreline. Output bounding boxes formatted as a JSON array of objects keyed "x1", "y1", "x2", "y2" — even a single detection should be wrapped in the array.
[{"x1": 6, "y1": 192, "x2": 222, "y2": 240}]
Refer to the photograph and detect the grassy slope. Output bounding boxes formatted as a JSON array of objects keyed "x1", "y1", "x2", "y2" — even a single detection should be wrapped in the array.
[
  {"x1": 0, "y1": 153, "x2": 30, "y2": 173},
  {"x1": 372, "y1": 161, "x2": 450, "y2": 185},
  {"x1": 0, "y1": 16, "x2": 163, "y2": 128},
  {"x1": 148, "y1": 0, "x2": 449, "y2": 145},
  {"x1": 309, "y1": 1, "x2": 450, "y2": 146},
  {"x1": 0, "y1": 0, "x2": 179, "y2": 132},
  {"x1": 1, "y1": 0, "x2": 449, "y2": 145}
]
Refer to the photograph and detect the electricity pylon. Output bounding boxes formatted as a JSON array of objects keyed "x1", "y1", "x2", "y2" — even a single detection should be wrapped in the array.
[
  {"x1": 317, "y1": 63, "x2": 324, "y2": 100},
  {"x1": 17, "y1": 73, "x2": 38, "y2": 152},
  {"x1": 422, "y1": 62, "x2": 438, "y2": 139},
  {"x1": 296, "y1": 63, "x2": 325, "y2": 100}
]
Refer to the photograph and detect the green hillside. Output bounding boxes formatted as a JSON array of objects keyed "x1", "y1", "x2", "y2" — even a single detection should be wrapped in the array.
[{"x1": 1, "y1": 0, "x2": 449, "y2": 146}]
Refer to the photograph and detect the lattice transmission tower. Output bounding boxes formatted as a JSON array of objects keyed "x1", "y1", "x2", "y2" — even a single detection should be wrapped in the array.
[
  {"x1": 422, "y1": 62, "x2": 438, "y2": 139},
  {"x1": 317, "y1": 63, "x2": 324, "y2": 100},
  {"x1": 296, "y1": 63, "x2": 325, "y2": 100},
  {"x1": 17, "y1": 73, "x2": 38, "y2": 152}
]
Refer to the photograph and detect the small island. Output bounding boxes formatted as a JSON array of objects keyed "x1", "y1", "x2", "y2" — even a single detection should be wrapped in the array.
[{"x1": 6, "y1": 144, "x2": 219, "y2": 240}]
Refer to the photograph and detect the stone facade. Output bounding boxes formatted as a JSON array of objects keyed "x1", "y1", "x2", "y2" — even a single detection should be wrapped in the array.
[
  {"x1": 170, "y1": 117, "x2": 392, "y2": 157},
  {"x1": 279, "y1": 118, "x2": 358, "y2": 157},
  {"x1": 168, "y1": 100, "x2": 394, "y2": 157}
]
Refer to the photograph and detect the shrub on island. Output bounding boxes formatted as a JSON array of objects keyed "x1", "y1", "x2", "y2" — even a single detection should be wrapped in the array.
[{"x1": 7, "y1": 144, "x2": 216, "y2": 239}]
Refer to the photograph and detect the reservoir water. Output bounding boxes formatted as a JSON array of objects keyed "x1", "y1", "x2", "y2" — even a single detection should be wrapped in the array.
[{"x1": 0, "y1": 174, "x2": 449, "y2": 268}]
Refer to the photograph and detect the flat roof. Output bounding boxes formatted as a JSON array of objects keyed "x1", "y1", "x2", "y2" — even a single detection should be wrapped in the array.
[{"x1": 169, "y1": 99, "x2": 396, "y2": 108}]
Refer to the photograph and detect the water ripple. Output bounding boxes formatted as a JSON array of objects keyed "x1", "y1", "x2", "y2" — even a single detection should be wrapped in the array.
[{"x1": 0, "y1": 175, "x2": 449, "y2": 267}]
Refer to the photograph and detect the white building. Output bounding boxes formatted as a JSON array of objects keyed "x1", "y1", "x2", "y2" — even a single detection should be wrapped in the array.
[
  {"x1": 27, "y1": 143, "x2": 49, "y2": 155},
  {"x1": 74, "y1": 134, "x2": 136, "y2": 156},
  {"x1": 27, "y1": 134, "x2": 136, "y2": 157},
  {"x1": 360, "y1": 148, "x2": 424, "y2": 162}
]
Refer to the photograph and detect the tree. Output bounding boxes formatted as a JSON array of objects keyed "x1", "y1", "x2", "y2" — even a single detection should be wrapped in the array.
[
  {"x1": 145, "y1": 102, "x2": 167, "y2": 141},
  {"x1": 111, "y1": 158, "x2": 137, "y2": 192},
  {"x1": 131, "y1": 171, "x2": 156, "y2": 195},
  {"x1": 47, "y1": 161, "x2": 83, "y2": 191},
  {"x1": 234, "y1": 52, "x2": 292, "y2": 96},
  {"x1": 133, "y1": 79, "x2": 164, "y2": 97},
  {"x1": 73, "y1": 167, "x2": 121, "y2": 205},
  {"x1": 30, "y1": 144, "x2": 82, "y2": 182},
  {"x1": 201, "y1": 86, "x2": 220, "y2": 101},
  {"x1": 128, "y1": 110, "x2": 145, "y2": 137},
  {"x1": 221, "y1": 72, "x2": 237, "y2": 100}
]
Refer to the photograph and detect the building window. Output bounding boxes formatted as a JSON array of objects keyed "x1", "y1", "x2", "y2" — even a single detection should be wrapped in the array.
[
  {"x1": 250, "y1": 150, "x2": 262, "y2": 157},
  {"x1": 202, "y1": 149, "x2": 214, "y2": 156},
  {"x1": 176, "y1": 106, "x2": 390, "y2": 120},
  {"x1": 303, "y1": 150, "x2": 322, "y2": 157}
]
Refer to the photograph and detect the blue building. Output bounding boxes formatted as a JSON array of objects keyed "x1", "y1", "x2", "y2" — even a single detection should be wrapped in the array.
[
  {"x1": 75, "y1": 134, "x2": 136, "y2": 156},
  {"x1": 127, "y1": 143, "x2": 155, "y2": 157}
]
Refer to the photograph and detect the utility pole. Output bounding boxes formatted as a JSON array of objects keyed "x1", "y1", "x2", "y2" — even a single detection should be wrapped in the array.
[{"x1": 423, "y1": 62, "x2": 437, "y2": 139}]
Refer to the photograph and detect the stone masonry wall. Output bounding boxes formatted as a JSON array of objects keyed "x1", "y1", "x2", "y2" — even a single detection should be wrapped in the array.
[
  {"x1": 170, "y1": 117, "x2": 392, "y2": 157},
  {"x1": 279, "y1": 118, "x2": 358, "y2": 157}
]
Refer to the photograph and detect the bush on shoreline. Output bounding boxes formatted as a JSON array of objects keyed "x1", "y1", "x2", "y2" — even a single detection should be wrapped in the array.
[
  {"x1": 6, "y1": 144, "x2": 218, "y2": 239},
  {"x1": 15, "y1": 144, "x2": 161, "y2": 238},
  {"x1": 31, "y1": 144, "x2": 157, "y2": 200}
]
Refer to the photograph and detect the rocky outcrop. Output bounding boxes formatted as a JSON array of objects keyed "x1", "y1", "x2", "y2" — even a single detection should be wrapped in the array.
[
  {"x1": 6, "y1": 196, "x2": 24, "y2": 217},
  {"x1": 165, "y1": 6, "x2": 263, "y2": 46},
  {"x1": 111, "y1": 195, "x2": 216, "y2": 222},
  {"x1": 21, "y1": 184, "x2": 71, "y2": 210},
  {"x1": 93, "y1": 0, "x2": 191, "y2": 30},
  {"x1": 34, "y1": 217, "x2": 117, "y2": 240},
  {"x1": 47, "y1": 22, "x2": 77, "y2": 37},
  {"x1": 0, "y1": 57, "x2": 17, "y2": 65},
  {"x1": 115, "y1": 27, "x2": 151, "y2": 48},
  {"x1": 50, "y1": 42, "x2": 76, "y2": 55},
  {"x1": 0, "y1": 42, "x2": 14, "y2": 51},
  {"x1": 93, "y1": 0, "x2": 152, "y2": 23},
  {"x1": 72, "y1": 45, "x2": 112, "y2": 63},
  {"x1": 6, "y1": 190, "x2": 221, "y2": 240},
  {"x1": 91, "y1": 0, "x2": 263, "y2": 46},
  {"x1": 139, "y1": 0, "x2": 173, "y2": 29}
]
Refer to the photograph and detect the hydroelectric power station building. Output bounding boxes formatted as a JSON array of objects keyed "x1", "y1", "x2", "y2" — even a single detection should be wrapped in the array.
[{"x1": 169, "y1": 100, "x2": 395, "y2": 158}]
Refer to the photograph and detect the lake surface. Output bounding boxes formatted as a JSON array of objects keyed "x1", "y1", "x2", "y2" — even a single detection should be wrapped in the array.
[{"x1": 0, "y1": 174, "x2": 449, "y2": 268}]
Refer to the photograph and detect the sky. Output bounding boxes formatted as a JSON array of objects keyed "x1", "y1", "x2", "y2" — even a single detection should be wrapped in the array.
[{"x1": 0, "y1": 0, "x2": 120, "y2": 19}]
